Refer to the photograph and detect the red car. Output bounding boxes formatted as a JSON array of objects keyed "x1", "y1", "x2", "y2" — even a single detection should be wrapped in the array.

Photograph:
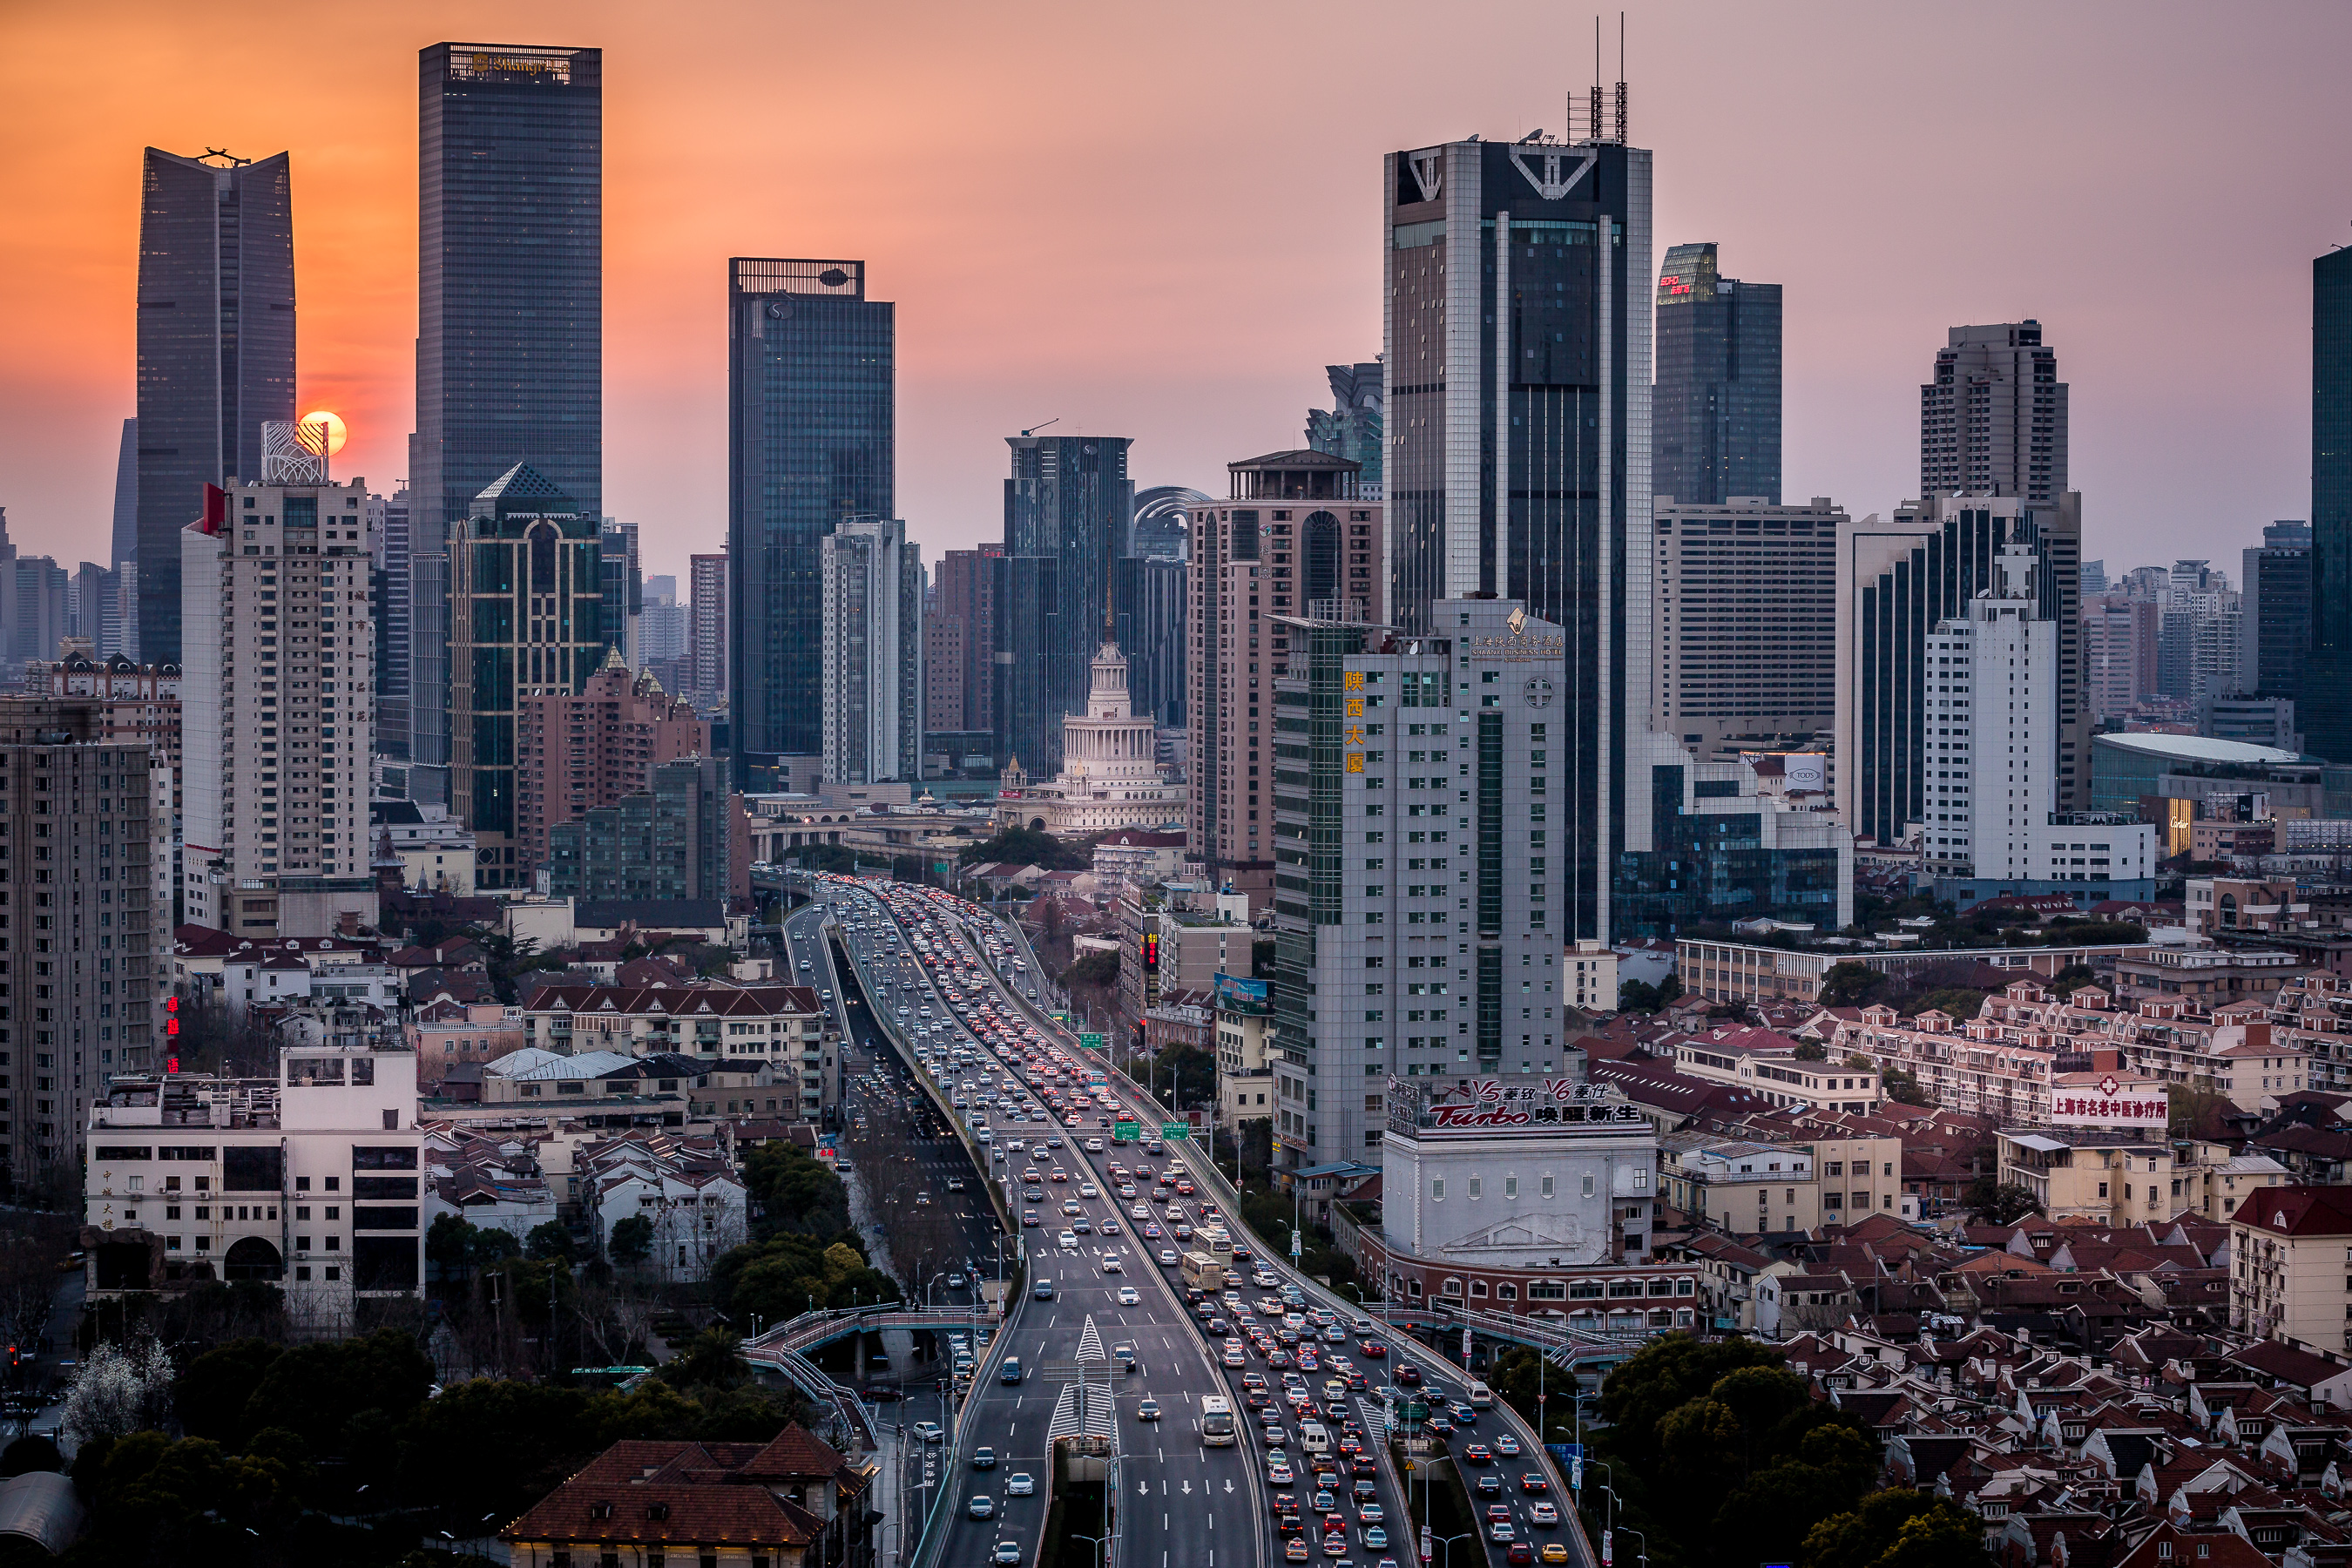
[
  {"x1": 1506, "y1": 1544, "x2": 1533, "y2": 1565},
  {"x1": 1394, "y1": 1364, "x2": 1421, "y2": 1386},
  {"x1": 1358, "y1": 1340, "x2": 1388, "y2": 1358},
  {"x1": 1175, "y1": 1179, "x2": 1195, "y2": 1195}
]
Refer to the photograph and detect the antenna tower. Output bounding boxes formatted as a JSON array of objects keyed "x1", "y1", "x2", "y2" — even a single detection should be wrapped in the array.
[{"x1": 1614, "y1": 12, "x2": 1629, "y2": 143}]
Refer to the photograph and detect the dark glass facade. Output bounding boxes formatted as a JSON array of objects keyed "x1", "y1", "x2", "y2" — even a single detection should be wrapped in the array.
[
  {"x1": 136, "y1": 149, "x2": 294, "y2": 666},
  {"x1": 1652, "y1": 242, "x2": 1781, "y2": 506},
  {"x1": 415, "y1": 44, "x2": 601, "y2": 765},
  {"x1": 1612, "y1": 766, "x2": 1843, "y2": 937},
  {"x1": 2306, "y1": 251, "x2": 2352, "y2": 761},
  {"x1": 727, "y1": 258, "x2": 895, "y2": 772},
  {"x1": 996, "y1": 436, "x2": 1134, "y2": 776},
  {"x1": 2246, "y1": 522, "x2": 2311, "y2": 700},
  {"x1": 1111, "y1": 554, "x2": 1186, "y2": 728}
]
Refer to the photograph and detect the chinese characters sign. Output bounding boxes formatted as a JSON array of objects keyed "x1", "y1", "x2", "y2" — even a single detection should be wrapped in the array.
[{"x1": 2049, "y1": 1073, "x2": 2167, "y2": 1130}]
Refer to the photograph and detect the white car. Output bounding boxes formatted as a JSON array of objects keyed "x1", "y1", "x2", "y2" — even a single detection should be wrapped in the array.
[
  {"x1": 1085, "y1": 1139, "x2": 1105, "y2": 1152},
  {"x1": 1007, "y1": 1473, "x2": 1036, "y2": 1497},
  {"x1": 1103, "y1": 1255, "x2": 1123, "y2": 1273},
  {"x1": 1118, "y1": 1287, "x2": 1140, "y2": 1305},
  {"x1": 1159, "y1": 1249, "x2": 1179, "y2": 1266},
  {"x1": 1058, "y1": 1231, "x2": 1079, "y2": 1248}
]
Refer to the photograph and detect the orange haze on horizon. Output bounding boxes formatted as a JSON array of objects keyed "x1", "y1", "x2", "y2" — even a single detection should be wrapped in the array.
[{"x1": 3, "y1": 0, "x2": 2349, "y2": 583}]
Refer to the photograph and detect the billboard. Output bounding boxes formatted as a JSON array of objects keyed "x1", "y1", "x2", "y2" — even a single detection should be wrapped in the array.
[
  {"x1": 1385, "y1": 1076, "x2": 1647, "y2": 1137},
  {"x1": 2049, "y1": 1072, "x2": 2168, "y2": 1130},
  {"x1": 1213, "y1": 972, "x2": 1268, "y2": 1016}
]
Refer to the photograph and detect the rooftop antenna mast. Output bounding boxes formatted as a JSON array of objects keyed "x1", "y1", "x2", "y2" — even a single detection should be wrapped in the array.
[
  {"x1": 1588, "y1": 17, "x2": 1603, "y2": 143},
  {"x1": 1615, "y1": 11, "x2": 1629, "y2": 144},
  {"x1": 1020, "y1": 417, "x2": 1060, "y2": 438}
]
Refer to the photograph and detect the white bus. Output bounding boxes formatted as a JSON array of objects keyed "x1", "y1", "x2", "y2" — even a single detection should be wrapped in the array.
[{"x1": 1200, "y1": 1395, "x2": 1237, "y2": 1447}]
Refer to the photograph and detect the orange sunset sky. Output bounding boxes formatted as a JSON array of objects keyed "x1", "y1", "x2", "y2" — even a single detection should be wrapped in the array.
[{"x1": 3, "y1": 0, "x2": 2349, "y2": 581}]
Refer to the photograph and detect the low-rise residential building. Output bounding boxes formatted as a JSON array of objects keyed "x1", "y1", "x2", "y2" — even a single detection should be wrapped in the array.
[
  {"x1": 1677, "y1": 936, "x2": 2151, "y2": 1008},
  {"x1": 579, "y1": 1132, "x2": 749, "y2": 1280},
  {"x1": 410, "y1": 1000, "x2": 529, "y2": 1092},
  {"x1": 423, "y1": 1125, "x2": 558, "y2": 1247},
  {"x1": 81, "y1": 1037, "x2": 423, "y2": 1331},
  {"x1": 2228, "y1": 1183, "x2": 2352, "y2": 1355},
  {"x1": 1658, "y1": 1128, "x2": 1904, "y2": 1234},
  {"x1": 518, "y1": 983, "x2": 831, "y2": 1121},
  {"x1": 1670, "y1": 1025, "x2": 1883, "y2": 1116},
  {"x1": 2110, "y1": 938, "x2": 2304, "y2": 1006},
  {"x1": 1565, "y1": 940, "x2": 1619, "y2": 1013},
  {"x1": 1997, "y1": 1128, "x2": 2179, "y2": 1226}
]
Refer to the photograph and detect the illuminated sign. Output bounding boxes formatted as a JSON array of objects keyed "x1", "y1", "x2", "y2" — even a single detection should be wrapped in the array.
[
  {"x1": 1386, "y1": 1076, "x2": 1644, "y2": 1136},
  {"x1": 1140, "y1": 932, "x2": 1159, "y2": 972},
  {"x1": 2049, "y1": 1072, "x2": 2167, "y2": 1130},
  {"x1": 1213, "y1": 973, "x2": 1268, "y2": 1017}
]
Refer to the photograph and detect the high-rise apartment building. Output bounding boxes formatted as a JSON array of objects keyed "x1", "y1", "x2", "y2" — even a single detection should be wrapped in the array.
[
  {"x1": 179, "y1": 461, "x2": 376, "y2": 930},
  {"x1": 1652, "y1": 243, "x2": 1781, "y2": 508},
  {"x1": 599, "y1": 520, "x2": 641, "y2": 666},
  {"x1": 2079, "y1": 559, "x2": 2108, "y2": 594},
  {"x1": 515, "y1": 650, "x2": 706, "y2": 875},
  {"x1": 997, "y1": 435, "x2": 1135, "y2": 777},
  {"x1": 2244, "y1": 520, "x2": 2312, "y2": 700},
  {"x1": 1266, "y1": 599, "x2": 1571, "y2": 1165},
  {"x1": 548, "y1": 754, "x2": 737, "y2": 903},
  {"x1": 446, "y1": 463, "x2": 604, "y2": 888},
  {"x1": 1305, "y1": 363, "x2": 1385, "y2": 497},
  {"x1": 930, "y1": 545, "x2": 1002, "y2": 739},
  {"x1": 2311, "y1": 249, "x2": 2352, "y2": 761},
  {"x1": 1920, "y1": 321, "x2": 2068, "y2": 504},
  {"x1": 1112, "y1": 556, "x2": 1187, "y2": 729},
  {"x1": 1835, "y1": 494, "x2": 2083, "y2": 846},
  {"x1": 923, "y1": 594, "x2": 966, "y2": 739},
  {"x1": 1187, "y1": 451, "x2": 1382, "y2": 909},
  {"x1": 1919, "y1": 544, "x2": 2157, "y2": 896},
  {"x1": 136, "y1": 149, "x2": 295, "y2": 667},
  {"x1": 727, "y1": 259, "x2": 894, "y2": 775},
  {"x1": 373, "y1": 485, "x2": 413, "y2": 759},
  {"x1": 820, "y1": 517, "x2": 922, "y2": 784},
  {"x1": 2084, "y1": 593, "x2": 2160, "y2": 723},
  {"x1": 414, "y1": 44, "x2": 602, "y2": 561},
  {"x1": 1383, "y1": 132, "x2": 1652, "y2": 940},
  {"x1": 0, "y1": 698, "x2": 162, "y2": 1193},
  {"x1": 37, "y1": 654, "x2": 184, "y2": 919},
  {"x1": 689, "y1": 553, "x2": 728, "y2": 710},
  {"x1": 1652, "y1": 497, "x2": 1842, "y2": 756}
]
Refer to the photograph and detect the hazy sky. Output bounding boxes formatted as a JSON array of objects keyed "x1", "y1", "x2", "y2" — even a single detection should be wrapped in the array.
[{"x1": 4, "y1": 0, "x2": 2349, "y2": 584}]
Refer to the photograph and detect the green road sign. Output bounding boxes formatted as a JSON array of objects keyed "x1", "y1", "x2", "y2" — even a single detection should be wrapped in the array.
[
  {"x1": 1078, "y1": 1033, "x2": 1105, "y2": 1051},
  {"x1": 1161, "y1": 1122, "x2": 1190, "y2": 1140},
  {"x1": 1114, "y1": 1121, "x2": 1139, "y2": 1143}
]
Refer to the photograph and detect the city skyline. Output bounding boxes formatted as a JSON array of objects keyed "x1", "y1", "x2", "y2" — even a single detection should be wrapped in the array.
[{"x1": 3, "y1": 2, "x2": 2350, "y2": 585}]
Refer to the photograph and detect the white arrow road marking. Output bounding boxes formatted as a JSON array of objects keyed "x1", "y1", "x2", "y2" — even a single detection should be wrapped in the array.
[
  {"x1": 1224, "y1": 1478, "x2": 1234, "y2": 1493},
  {"x1": 1181, "y1": 1480, "x2": 1193, "y2": 1495},
  {"x1": 1138, "y1": 1481, "x2": 1150, "y2": 1495}
]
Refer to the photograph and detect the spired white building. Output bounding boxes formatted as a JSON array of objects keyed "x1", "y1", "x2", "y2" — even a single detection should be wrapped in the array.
[{"x1": 999, "y1": 641, "x2": 1186, "y2": 835}]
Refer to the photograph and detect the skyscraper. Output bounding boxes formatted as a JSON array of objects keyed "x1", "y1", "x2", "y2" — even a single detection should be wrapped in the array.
[
  {"x1": 374, "y1": 485, "x2": 413, "y2": 759},
  {"x1": 2309, "y1": 249, "x2": 2352, "y2": 761},
  {"x1": 1652, "y1": 497, "x2": 1843, "y2": 757},
  {"x1": 1305, "y1": 363, "x2": 1385, "y2": 497},
  {"x1": 931, "y1": 545, "x2": 1003, "y2": 740},
  {"x1": 727, "y1": 259, "x2": 895, "y2": 779},
  {"x1": 1383, "y1": 132, "x2": 1652, "y2": 939},
  {"x1": 110, "y1": 418, "x2": 138, "y2": 576},
  {"x1": 136, "y1": 149, "x2": 295, "y2": 666},
  {"x1": 1920, "y1": 321, "x2": 2068, "y2": 503},
  {"x1": 690, "y1": 552, "x2": 729, "y2": 710},
  {"x1": 2242, "y1": 520, "x2": 2311, "y2": 700},
  {"x1": 997, "y1": 435, "x2": 1134, "y2": 777},
  {"x1": 820, "y1": 516, "x2": 922, "y2": 784},
  {"x1": 445, "y1": 463, "x2": 604, "y2": 887},
  {"x1": 1651, "y1": 243, "x2": 1781, "y2": 507}
]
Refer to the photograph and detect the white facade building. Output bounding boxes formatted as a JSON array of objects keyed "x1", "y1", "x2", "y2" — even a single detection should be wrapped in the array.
[
  {"x1": 820, "y1": 516, "x2": 923, "y2": 784},
  {"x1": 180, "y1": 451, "x2": 377, "y2": 930},
  {"x1": 1013, "y1": 642, "x2": 1186, "y2": 835}
]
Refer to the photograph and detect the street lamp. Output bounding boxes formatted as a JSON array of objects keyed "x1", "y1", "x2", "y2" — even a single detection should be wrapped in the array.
[
  {"x1": 1435, "y1": 1529, "x2": 1476, "y2": 1568},
  {"x1": 1616, "y1": 1526, "x2": 1649, "y2": 1568},
  {"x1": 1071, "y1": 1533, "x2": 1111, "y2": 1568}
]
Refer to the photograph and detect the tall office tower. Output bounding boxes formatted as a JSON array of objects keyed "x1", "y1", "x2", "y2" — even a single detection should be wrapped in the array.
[
  {"x1": 8, "y1": 558, "x2": 69, "y2": 677},
  {"x1": 640, "y1": 577, "x2": 686, "y2": 666},
  {"x1": 2079, "y1": 558, "x2": 2107, "y2": 595},
  {"x1": 1131, "y1": 489, "x2": 1205, "y2": 561},
  {"x1": 1835, "y1": 493, "x2": 2082, "y2": 845},
  {"x1": 932, "y1": 545, "x2": 1003, "y2": 737},
  {"x1": 1920, "y1": 321, "x2": 2068, "y2": 503},
  {"x1": 446, "y1": 463, "x2": 604, "y2": 888},
  {"x1": 0, "y1": 698, "x2": 161, "y2": 1188},
  {"x1": 1652, "y1": 243, "x2": 1781, "y2": 507},
  {"x1": 69, "y1": 564, "x2": 123, "y2": 658},
  {"x1": 1383, "y1": 132, "x2": 1652, "y2": 940},
  {"x1": 1919, "y1": 544, "x2": 2157, "y2": 893},
  {"x1": 548, "y1": 754, "x2": 735, "y2": 902},
  {"x1": 2243, "y1": 521, "x2": 2313, "y2": 699},
  {"x1": 2156, "y1": 561, "x2": 2237, "y2": 700},
  {"x1": 819, "y1": 516, "x2": 922, "y2": 784},
  {"x1": 2310, "y1": 250, "x2": 2352, "y2": 760},
  {"x1": 179, "y1": 456, "x2": 377, "y2": 932},
  {"x1": 1305, "y1": 362, "x2": 1386, "y2": 497},
  {"x1": 373, "y1": 485, "x2": 413, "y2": 759},
  {"x1": 727, "y1": 258, "x2": 894, "y2": 779},
  {"x1": 415, "y1": 44, "x2": 602, "y2": 567},
  {"x1": 1652, "y1": 497, "x2": 1842, "y2": 756},
  {"x1": 598, "y1": 520, "x2": 641, "y2": 664},
  {"x1": 1187, "y1": 451, "x2": 1382, "y2": 910},
  {"x1": 1266, "y1": 598, "x2": 1567, "y2": 1166},
  {"x1": 923, "y1": 590, "x2": 966, "y2": 738},
  {"x1": 997, "y1": 435, "x2": 1135, "y2": 777},
  {"x1": 689, "y1": 552, "x2": 729, "y2": 709},
  {"x1": 110, "y1": 418, "x2": 138, "y2": 576},
  {"x1": 135, "y1": 149, "x2": 295, "y2": 668},
  {"x1": 514, "y1": 649, "x2": 706, "y2": 874},
  {"x1": 2084, "y1": 593, "x2": 2161, "y2": 722},
  {"x1": 1112, "y1": 556, "x2": 1187, "y2": 728}
]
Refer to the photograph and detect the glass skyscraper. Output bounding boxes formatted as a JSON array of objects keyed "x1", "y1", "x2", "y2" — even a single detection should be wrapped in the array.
[
  {"x1": 1651, "y1": 242, "x2": 1781, "y2": 506},
  {"x1": 1382, "y1": 134, "x2": 1652, "y2": 941},
  {"x1": 136, "y1": 148, "x2": 294, "y2": 666},
  {"x1": 727, "y1": 259, "x2": 896, "y2": 778},
  {"x1": 413, "y1": 43, "x2": 601, "y2": 769},
  {"x1": 996, "y1": 435, "x2": 1135, "y2": 777},
  {"x1": 2306, "y1": 250, "x2": 2352, "y2": 762}
]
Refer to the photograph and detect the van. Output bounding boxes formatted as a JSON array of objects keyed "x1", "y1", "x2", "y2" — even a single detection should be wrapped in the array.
[
  {"x1": 1298, "y1": 1421, "x2": 1331, "y2": 1457},
  {"x1": 1468, "y1": 1382, "x2": 1494, "y2": 1409}
]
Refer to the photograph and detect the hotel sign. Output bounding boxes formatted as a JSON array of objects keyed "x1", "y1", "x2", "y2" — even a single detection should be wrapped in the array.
[{"x1": 1386, "y1": 1076, "x2": 1643, "y2": 1137}]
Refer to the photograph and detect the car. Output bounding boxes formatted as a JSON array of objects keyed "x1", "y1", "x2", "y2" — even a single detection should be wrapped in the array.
[
  {"x1": 1051, "y1": 1169, "x2": 1070, "y2": 1182},
  {"x1": 1137, "y1": 1396, "x2": 1161, "y2": 1421},
  {"x1": 1274, "y1": 1493, "x2": 1300, "y2": 1517},
  {"x1": 1394, "y1": 1364, "x2": 1421, "y2": 1387},
  {"x1": 1358, "y1": 1504, "x2": 1385, "y2": 1525},
  {"x1": 1450, "y1": 1403, "x2": 1477, "y2": 1424},
  {"x1": 946, "y1": 1271, "x2": 968, "y2": 1288},
  {"x1": 1476, "y1": 1474, "x2": 1504, "y2": 1497},
  {"x1": 1101, "y1": 1220, "x2": 1121, "y2": 1235},
  {"x1": 1529, "y1": 1503, "x2": 1559, "y2": 1526},
  {"x1": 1086, "y1": 1139, "x2": 1105, "y2": 1152},
  {"x1": 1519, "y1": 1473, "x2": 1549, "y2": 1494},
  {"x1": 1058, "y1": 1231, "x2": 1078, "y2": 1248},
  {"x1": 914, "y1": 1422, "x2": 946, "y2": 1443},
  {"x1": 1507, "y1": 1544, "x2": 1533, "y2": 1566},
  {"x1": 1313, "y1": 1490, "x2": 1337, "y2": 1513},
  {"x1": 1118, "y1": 1287, "x2": 1139, "y2": 1305},
  {"x1": 1268, "y1": 1461, "x2": 1295, "y2": 1485},
  {"x1": 1358, "y1": 1340, "x2": 1387, "y2": 1359},
  {"x1": 1363, "y1": 1527, "x2": 1388, "y2": 1550},
  {"x1": 1079, "y1": 1183, "x2": 1099, "y2": 1199},
  {"x1": 1462, "y1": 1443, "x2": 1492, "y2": 1465},
  {"x1": 1024, "y1": 1188, "x2": 1045, "y2": 1202},
  {"x1": 1425, "y1": 1416, "x2": 1453, "y2": 1437},
  {"x1": 1287, "y1": 1541, "x2": 1311, "y2": 1562},
  {"x1": 1224, "y1": 1346, "x2": 1247, "y2": 1367},
  {"x1": 1159, "y1": 1249, "x2": 1179, "y2": 1266},
  {"x1": 1034, "y1": 1279, "x2": 1056, "y2": 1300},
  {"x1": 972, "y1": 1447, "x2": 997, "y2": 1469},
  {"x1": 1144, "y1": 1222, "x2": 1163, "y2": 1239},
  {"x1": 1072, "y1": 1219, "x2": 1093, "y2": 1234},
  {"x1": 1321, "y1": 1537, "x2": 1348, "y2": 1558},
  {"x1": 970, "y1": 1497, "x2": 996, "y2": 1519},
  {"x1": 994, "y1": 1542, "x2": 1023, "y2": 1565},
  {"x1": 1489, "y1": 1522, "x2": 1516, "y2": 1544},
  {"x1": 1491, "y1": 1431, "x2": 1522, "y2": 1456},
  {"x1": 1022, "y1": 1211, "x2": 1041, "y2": 1227}
]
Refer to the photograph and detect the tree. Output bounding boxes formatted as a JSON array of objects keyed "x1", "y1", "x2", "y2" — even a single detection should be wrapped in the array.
[
  {"x1": 1063, "y1": 949, "x2": 1119, "y2": 990},
  {"x1": 660, "y1": 1328, "x2": 752, "y2": 1392},
  {"x1": 1709, "y1": 1424, "x2": 1876, "y2": 1565},
  {"x1": 1880, "y1": 1066, "x2": 1931, "y2": 1107},
  {"x1": 957, "y1": 827, "x2": 1092, "y2": 872},
  {"x1": 1961, "y1": 1177, "x2": 2040, "y2": 1227},
  {"x1": 60, "y1": 1336, "x2": 176, "y2": 1449},
  {"x1": 240, "y1": 1328, "x2": 435, "y2": 1456},
  {"x1": 2044, "y1": 963, "x2": 2104, "y2": 997},
  {"x1": 0, "y1": 1436, "x2": 58, "y2": 1477},
  {"x1": 1791, "y1": 1040, "x2": 1828, "y2": 1061},
  {"x1": 1595, "y1": 1335, "x2": 1788, "y2": 1472},
  {"x1": 1818, "y1": 962, "x2": 1889, "y2": 1007},
  {"x1": 525, "y1": 1221, "x2": 578, "y2": 1263},
  {"x1": 1909, "y1": 987, "x2": 1988, "y2": 1023},
  {"x1": 1618, "y1": 978, "x2": 1662, "y2": 1014},
  {"x1": 608, "y1": 1213, "x2": 655, "y2": 1266},
  {"x1": 175, "y1": 1337, "x2": 283, "y2": 1446},
  {"x1": 2169, "y1": 1082, "x2": 2234, "y2": 1139},
  {"x1": 1807, "y1": 1490, "x2": 1990, "y2": 1568}
]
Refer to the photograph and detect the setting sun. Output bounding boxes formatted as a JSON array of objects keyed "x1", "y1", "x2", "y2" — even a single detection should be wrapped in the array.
[{"x1": 296, "y1": 408, "x2": 347, "y2": 456}]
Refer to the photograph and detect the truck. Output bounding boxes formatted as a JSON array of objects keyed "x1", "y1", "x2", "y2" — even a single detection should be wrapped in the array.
[{"x1": 1179, "y1": 1251, "x2": 1227, "y2": 1292}]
